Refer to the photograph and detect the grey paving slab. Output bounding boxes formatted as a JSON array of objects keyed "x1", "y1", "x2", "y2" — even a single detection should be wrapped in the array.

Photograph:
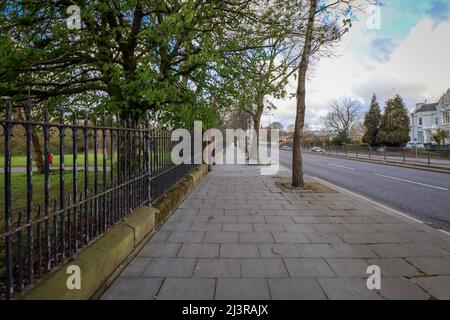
[
  {"x1": 338, "y1": 232, "x2": 379, "y2": 244},
  {"x1": 241, "y1": 258, "x2": 289, "y2": 278},
  {"x1": 157, "y1": 278, "x2": 215, "y2": 300},
  {"x1": 253, "y1": 223, "x2": 286, "y2": 232},
  {"x1": 167, "y1": 231, "x2": 205, "y2": 243},
  {"x1": 332, "y1": 244, "x2": 378, "y2": 258},
  {"x1": 238, "y1": 216, "x2": 266, "y2": 224},
  {"x1": 268, "y1": 278, "x2": 327, "y2": 300},
  {"x1": 369, "y1": 232, "x2": 411, "y2": 244},
  {"x1": 198, "y1": 209, "x2": 225, "y2": 216},
  {"x1": 207, "y1": 215, "x2": 238, "y2": 223},
  {"x1": 193, "y1": 259, "x2": 241, "y2": 278},
  {"x1": 272, "y1": 232, "x2": 310, "y2": 244},
  {"x1": 413, "y1": 276, "x2": 450, "y2": 300},
  {"x1": 138, "y1": 243, "x2": 181, "y2": 258},
  {"x1": 296, "y1": 244, "x2": 339, "y2": 258},
  {"x1": 203, "y1": 231, "x2": 239, "y2": 244},
  {"x1": 434, "y1": 240, "x2": 450, "y2": 252},
  {"x1": 120, "y1": 258, "x2": 152, "y2": 277},
  {"x1": 406, "y1": 256, "x2": 450, "y2": 275},
  {"x1": 220, "y1": 243, "x2": 260, "y2": 258},
  {"x1": 314, "y1": 224, "x2": 348, "y2": 234},
  {"x1": 284, "y1": 258, "x2": 335, "y2": 277},
  {"x1": 304, "y1": 232, "x2": 344, "y2": 244},
  {"x1": 377, "y1": 278, "x2": 430, "y2": 300},
  {"x1": 326, "y1": 258, "x2": 370, "y2": 277},
  {"x1": 215, "y1": 279, "x2": 271, "y2": 300},
  {"x1": 190, "y1": 222, "x2": 222, "y2": 232},
  {"x1": 402, "y1": 243, "x2": 450, "y2": 257},
  {"x1": 258, "y1": 244, "x2": 301, "y2": 258},
  {"x1": 342, "y1": 224, "x2": 379, "y2": 233},
  {"x1": 177, "y1": 243, "x2": 220, "y2": 258},
  {"x1": 367, "y1": 258, "x2": 422, "y2": 277},
  {"x1": 160, "y1": 222, "x2": 193, "y2": 232},
  {"x1": 239, "y1": 232, "x2": 274, "y2": 243},
  {"x1": 142, "y1": 258, "x2": 196, "y2": 277},
  {"x1": 223, "y1": 223, "x2": 254, "y2": 232},
  {"x1": 317, "y1": 277, "x2": 382, "y2": 300},
  {"x1": 368, "y1": 244, "x2": 415, "y2": 258},
  {"x1": 284, "y1": 224, "x2": 316, "y2": 233},
  {"x1": 265, "y1": 216, "x2": 294, "y2": 224},
  {"x1": 149, "y1": 231, "x2": 170, "y2": 243},
  {"x1": 102, "y1": 277, "x2": 163, "y2": 300}
]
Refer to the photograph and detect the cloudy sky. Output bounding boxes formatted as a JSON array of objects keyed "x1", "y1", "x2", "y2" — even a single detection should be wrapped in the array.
[{"x1": 265, "y1": 0, "x2": 450, "y2": 129}]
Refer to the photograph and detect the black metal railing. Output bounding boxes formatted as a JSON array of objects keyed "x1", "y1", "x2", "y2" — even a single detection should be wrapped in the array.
[
  {"x1": 314, "y1": 144, "x2": 450, "y2": 167},
  {"x1": 0, "y1": 100, "x2": 196, "y2": 299}
]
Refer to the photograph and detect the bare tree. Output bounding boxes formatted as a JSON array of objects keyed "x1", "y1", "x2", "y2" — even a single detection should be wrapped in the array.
[
  {"x1": 321, "y1": 98, "x2": 362, "y2": 135},
  {"x1": 290, "y1": 0, "x2": 379, "y2": 187}
]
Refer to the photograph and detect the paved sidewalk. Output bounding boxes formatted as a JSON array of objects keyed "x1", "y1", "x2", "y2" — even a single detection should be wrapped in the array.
[{"x1": 102, "y1": 164, "x2": 450, "y2": 300}]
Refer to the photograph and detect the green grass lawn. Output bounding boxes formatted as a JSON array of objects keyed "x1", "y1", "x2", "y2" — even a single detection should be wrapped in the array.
[
  {"x1": 0, "y1": 171, "x2": 103, "y2": 229},
  {"x1": 0, "y1": 171, "x2": 107, "y2": 283},
  {"x1": 0, "y1": 151, "x2": 173, "y2": 168},
  {"x1": 0, "y1": 154, "x2": 117, "y2": 168}
]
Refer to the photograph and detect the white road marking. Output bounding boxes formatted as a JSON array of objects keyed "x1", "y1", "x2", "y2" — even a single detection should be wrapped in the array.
[
  {"x1": 373, "y1": 173, "x2": 449, "y2": 191},
  {"x1": 328, "y1": 163, "x2": 355, "y2": 170},
  {"x1": 311, "y1": 176, "x2": 425, "y2": 225}
]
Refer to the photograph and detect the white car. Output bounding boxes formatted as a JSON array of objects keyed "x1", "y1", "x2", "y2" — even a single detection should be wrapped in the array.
[
  {"x1": 311, "y1": 147, "x2": 326, "y2": 153},
  {"x1": 281, "y1": 145, "x2": 291, "y2": 151}
]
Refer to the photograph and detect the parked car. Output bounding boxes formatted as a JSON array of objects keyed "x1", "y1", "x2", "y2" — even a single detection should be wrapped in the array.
[
  {"x1": 281, "y1": 145, "x2": 291, "y2": 151},
  {"x1": 311, "y1": 147, "x2": 326, "y2": 153}
]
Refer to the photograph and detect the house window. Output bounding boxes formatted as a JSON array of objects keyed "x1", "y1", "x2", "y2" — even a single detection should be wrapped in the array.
[
  {"x1": 418, "y1": 117, "x2": 423, "y2": 126},
  {"x1": 444, "y1": 111, "x2": 450, "y2": 125},
  {"x1": 418, "y1": 131, "x2": 424, "y2": 143},
  {"x1": 436, "y1": 117, "x2": 439, "y2": 125}
]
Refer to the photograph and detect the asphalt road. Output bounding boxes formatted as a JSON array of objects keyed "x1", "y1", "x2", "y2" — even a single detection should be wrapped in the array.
[{"x1": 276, "y1": 150, "x2": 450, "y2": 232}]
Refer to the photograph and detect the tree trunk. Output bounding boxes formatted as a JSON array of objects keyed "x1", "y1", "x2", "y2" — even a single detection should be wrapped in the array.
[
  {"x1": 252, "y1": 115, "x2": 261, "y2": 163},
  {"x1": 16, "y1": 105, "x2": 45, "y2": 173},
  {"x1": 292, "y1": 0, "x2": 317, "y2": 188},
  {"x1": 32, "y1": 132, "x2": 45, "y2": 173}
]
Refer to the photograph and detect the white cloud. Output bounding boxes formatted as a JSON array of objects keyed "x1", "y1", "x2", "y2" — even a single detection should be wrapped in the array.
[{"x1": 268, "y1": 17, "x2": 450, "y2": 128}]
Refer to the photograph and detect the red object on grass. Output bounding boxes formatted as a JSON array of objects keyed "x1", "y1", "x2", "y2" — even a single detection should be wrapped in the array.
[{"x1": 49, "y1": 152, "x2": 53, "y2": 164}]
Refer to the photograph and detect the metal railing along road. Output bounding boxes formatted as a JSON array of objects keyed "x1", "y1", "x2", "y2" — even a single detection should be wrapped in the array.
[
  {"x1": 0, "y1": 100, "x2": 197, "y2": 299},
  {"x1": 322, "y1": 145, "x2": 450, "y2": 167}
]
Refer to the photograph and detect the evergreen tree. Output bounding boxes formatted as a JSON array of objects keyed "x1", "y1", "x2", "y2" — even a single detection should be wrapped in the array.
[
  {"x1": 332, "y1": 131, "x2": 351, "y2": 146},
  {"x1": 377, "y1": 95, "x2": 411, "y2": 147},
  {"x1": 362, "y1": 94, "x2": 382, "y2": 146}
]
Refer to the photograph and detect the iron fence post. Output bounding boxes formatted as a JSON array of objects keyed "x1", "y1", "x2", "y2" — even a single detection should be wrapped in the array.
[
  {"x1": 58, "y1": 108, "x2": 66, "y2": 261},
  {"x1": 145, "y1": 111, "x2": 152, "y2": 204},
  {"x1": 4, "y1": 100, "x2": 13, "y2": 299},
  {"x1": 25, "y1": 97, "x2": 34, "y2": 285},
  {"x1": 72, "y1": 112, "x2": 78, "y2": 252},
  {"x1": 43, "y1": 108, "x2": 51, "y2": 270}
]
